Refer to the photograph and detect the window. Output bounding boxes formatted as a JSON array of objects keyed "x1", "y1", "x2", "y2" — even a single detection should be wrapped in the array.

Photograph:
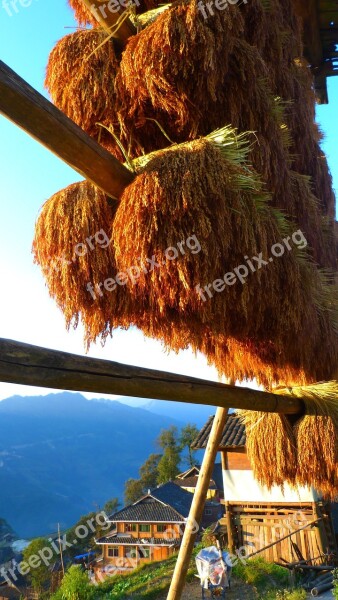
[
  {"x1": 139, "y1": 524, "x2": 151, "y2": 532},
  {"x1": 125, "y1": 523, "x2": 137, "y2": 532},
  {"x1": 156, "y1": 524, "x2": 167, "y2": 532},
  {"x1": 140, "y1": 547, "x2": 150, "y2": 559},
  {"x1": 204, "y1": 508, "x2": 212, "y2": 516},
  {"x1": 108, "y1": 547, "x2": 119, "y2": 557}
]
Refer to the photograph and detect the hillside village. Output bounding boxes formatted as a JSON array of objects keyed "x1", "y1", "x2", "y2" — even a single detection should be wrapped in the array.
[{"x1": 1, "y1": 415, "x2": 337, "y2": 599}]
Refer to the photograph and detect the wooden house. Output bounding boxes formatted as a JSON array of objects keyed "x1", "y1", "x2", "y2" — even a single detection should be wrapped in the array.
[
  {"x1": 193, "y1": 414, "x2": 338, "y2": 564},
  {"x1": 174, "y1": 464, "x2": 223, "y2": 500},
  {"x1": 95, "y1": 482, "x2": 221, "y2": 578}
]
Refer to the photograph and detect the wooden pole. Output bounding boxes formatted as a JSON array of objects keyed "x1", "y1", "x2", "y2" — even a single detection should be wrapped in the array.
[
  {"x1": 81, "y1": 0, "x2": 136, "y2": 41},
  {"x1": 224, "y1": 501, "x2": 235, "y2": 554},
  {"x1": 167, "y1": 407, "x2": 229, "y2": 600},
  {"x1": 0, "y1": 338, "x2": 306, "y2": 414},
  {"x1": 0, "y1": 61, "x2": 134, "y2": 200}
]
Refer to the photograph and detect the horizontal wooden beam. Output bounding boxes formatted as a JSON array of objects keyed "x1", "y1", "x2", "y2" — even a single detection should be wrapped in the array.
[
  {"x1": 0, "y1": 61, "x2": 134, "y2": 199},
  {"x1": 0, "y1": 338, "x2": 305, "y2": 415},
  {"x1": 81, "y1": 0, "x2": 136, "y2": 42}
]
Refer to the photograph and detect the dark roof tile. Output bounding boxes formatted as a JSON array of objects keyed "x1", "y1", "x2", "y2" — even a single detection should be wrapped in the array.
[
  {"x1": 192, "y1": 414, "x2": 246, "y2": 449},
  {"x1": 108, "y1": 482, "x2": 193, "y2": 522}
]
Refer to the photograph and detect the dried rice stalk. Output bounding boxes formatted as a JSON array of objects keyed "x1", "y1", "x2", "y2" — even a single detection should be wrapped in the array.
[
  {"x1": 32, "y1": 181, "x2": 134, "y2": 348},
  {"x1": 238, "y1": 410, "x2": 298, "y2": 489},
  {"x1": 113, "y1": 128, "x2": 338, "y2": 385},
  {"x1": 273, "y1": 383, "x2": 338, "y2": 499},
  {"x1": 45, "y1": 30, "x2": 124, "y2": 159},
  {"x1": 68, "y1": 0, "x2": 97, "y2": 26},
  {"x1": 116, "y1": 0, "x2": 244, "y2": 153}
]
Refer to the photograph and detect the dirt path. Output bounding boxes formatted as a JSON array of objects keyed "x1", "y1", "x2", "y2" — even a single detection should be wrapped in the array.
[{"x1": 158, "y1": 577, "x2": 256, "y2": 600}]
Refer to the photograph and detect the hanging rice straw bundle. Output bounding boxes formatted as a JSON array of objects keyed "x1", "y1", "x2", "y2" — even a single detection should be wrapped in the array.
[
  {"x1": 32, "y1": 181, "x2": 136, "y2": 348},
  {"x1": 45, "y1": 31, "x2": 125, "y2": 159},
  {"x1": 238, "y1": 410, "x2": 298, "y2": 489},
  {"x1": 68, "y1": 0, "x2": 97, "y2": 26},
  {"x1": 273, "y1": 383, "x2": 338, "y2": 498},
  {"x1": 116, "y1": 0, "x2": 244, "y2": 153},
  {"x1": 112, "y1": 127, "x2": 338, "y2": 386},
  {"x1": 196, "y1": 333, "x2": 309, "y2": 389},
  {"x1": 113, "y1": 127, "x2": 306, "y2": 338},
  {"x1": 275, "y1": 60, "x2": 336, "y2": 222}
]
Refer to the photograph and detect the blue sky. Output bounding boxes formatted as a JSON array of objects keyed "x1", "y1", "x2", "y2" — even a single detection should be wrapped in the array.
[{"x1": 0, "y1": 1, "x2": 337, "y2": 401}]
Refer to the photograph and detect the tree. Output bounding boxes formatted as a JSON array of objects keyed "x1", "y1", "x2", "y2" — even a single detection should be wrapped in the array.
[
  {"x1": 124, "y1": 454, "x2": 161, "y2": 504},
  {"x1": 51, "y1": 565, "x2": 94, "y2": 600},
  {"x1": 157, "y1": 426, "x2": 179, "y2": 451},
  {"x1": 103, "y1": 497, "x2": 120, "y2": 516},
  {"x1": 139, "y1": 453, "x2": 162, "y2": 489},
  {"x1": 22, "y1": 538, "x2": 54, "y2": 592},
  {"x1": 179, "y1": 424, "x2": 199, "y2": 467},
  {"x1": 124, "y1": 478, "x2": 145, "y2": 505},
  {"x1": 156, "y1": 426, "x2": 181, "y2": 483},
  {"x1": 156, "y1": 447, "x2": 180, "y2": 483}
]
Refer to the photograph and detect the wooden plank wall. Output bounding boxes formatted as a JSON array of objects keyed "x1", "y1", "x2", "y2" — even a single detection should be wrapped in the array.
[{"x1": 226, "y1": 503, "x2": 329, "y2": 563}]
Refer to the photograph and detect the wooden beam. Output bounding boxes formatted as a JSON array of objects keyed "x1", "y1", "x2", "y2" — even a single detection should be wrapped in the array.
[
  {"x1": 81, "y1": 0, "x2": 136, "y2": 42},
  {"x1": 0, "y1": 61, "x2": 134, "y2": 200},
  {"x1": 0, "y1": 338, "x2": 305, "y2": 414},
  {"x1": 167, "y1": 408, "x2": 229, "y2": 600}
]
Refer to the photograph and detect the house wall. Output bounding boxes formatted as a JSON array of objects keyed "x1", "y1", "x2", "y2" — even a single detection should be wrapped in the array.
[
  {"x1": 221, "y1": 451, "x2": 316, "y2": 502},
  {"x1": 101, "y1": 542, "x2": 173, "y2": 570},
  {"x1": 181, "y1": 486, "x2": 217, "y2": 499}
]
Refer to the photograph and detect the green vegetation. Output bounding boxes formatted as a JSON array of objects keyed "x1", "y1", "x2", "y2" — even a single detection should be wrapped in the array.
[
  {"x1": 22, "y1": 538, "x2": 53, "y2": 592},
  {"x1": 233, "y1": 557, "x2": 307, "y2": 600},
  {"x1": 333, "y1": 568, "x2": 338, "y2": 600},
  {"x1": 47, "y1": 551, "x2": 311, "y2": 600},
  {"x1": 51, "y1": 565, "x2": 94, "y2": 600},
  {"x1": 50, "y1": 553, "x2": 196, "y2": 600},
  {"x1": 124, "y1": 424, "x2": 199, "y2": 503}
]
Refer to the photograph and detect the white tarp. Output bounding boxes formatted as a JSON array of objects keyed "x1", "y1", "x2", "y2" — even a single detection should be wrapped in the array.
[{"x1": 195, "y1": 546, "x2": 231, "y2": 590}]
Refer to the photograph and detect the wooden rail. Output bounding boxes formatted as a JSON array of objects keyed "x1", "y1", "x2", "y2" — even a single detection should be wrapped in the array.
[
  {"x1": 0, "y1": 61, "x2": 134, "y2": 199},
  {"x1": 0, "y1": 338, "x2": 306, "y2": 414}
]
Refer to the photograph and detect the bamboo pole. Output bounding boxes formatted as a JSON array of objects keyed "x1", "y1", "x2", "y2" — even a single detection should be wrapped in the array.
[
  {"x1": 0, "y1": 61, "x2": 134, "y2": 200},
  {"x1": 81, "y1": 0, "x2": 136, "y2": 41},
  {"x1": 0, "y1": 338, "x2": 306, "y2": 414},
  {"x1": 167, "y1": 407, "x2": 229, "y2": 600}
]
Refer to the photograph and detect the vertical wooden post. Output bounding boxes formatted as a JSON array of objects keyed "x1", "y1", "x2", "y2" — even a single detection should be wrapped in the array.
[
  {"x1": 167, "y1": 407, "x2": 228, "y2": 600},
  {"x1": 224, "y1": 501, "x2": 235, "y2": 554}
]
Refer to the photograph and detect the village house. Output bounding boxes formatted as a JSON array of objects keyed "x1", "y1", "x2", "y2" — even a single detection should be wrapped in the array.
[
  {"x1": 95, "y1": 481, "x2": 222, "y2": 577},
  {"x1": 193, "y1": 413, "x2": 338, "y2": 564},
  {"x1": 174, "y1": 464, "x2": 223, "y2": 500}
]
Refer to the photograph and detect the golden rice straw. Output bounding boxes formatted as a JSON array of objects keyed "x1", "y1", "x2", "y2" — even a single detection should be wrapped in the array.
[
  {"x1": 273, "y1": 383, "x2": 338, "y2": 499},
  {"x1": 113, "y1": 127, "x2": 338, "y2": 386},
  {"x1": 238, "y1": 410, "x2": 298, "y2": 489},
  {"x1": 32, "y1": 181, "x2": 136, "y2": 348},
  {"x1": 45, "y1": 30, "x2": 124, "y2": 159},
  {"x1": 68, "y1": 0, "x2": 97, "y2": 26},
  {"x1": 116, "y1": 0, "x2": 244, "y2": 153}
]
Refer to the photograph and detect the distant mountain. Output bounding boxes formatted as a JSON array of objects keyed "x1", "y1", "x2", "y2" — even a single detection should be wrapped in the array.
[
  {"x1": 0, "y1": 393, "x2": 184, "y2": 538},
  {"x1": 0, "y1": 517, "x2": 16, "y2": 564},
  {"x1": 143, "y1": 399, "x2": 215, "y2": 428}
]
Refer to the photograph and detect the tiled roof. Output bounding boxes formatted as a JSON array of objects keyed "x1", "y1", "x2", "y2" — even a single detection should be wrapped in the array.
[
  {"x1": 96, "y1": 535, "x2": 178, "y2": 546},
  {"x1": 192, "y1": 414, "x2": 246, "y2": 449},
  {"x1": 108, "y1": 482, "x2": 193, "y2": 522},
  {"x1": 174, "y1": 476, "x2": 217, "y2": 489}
]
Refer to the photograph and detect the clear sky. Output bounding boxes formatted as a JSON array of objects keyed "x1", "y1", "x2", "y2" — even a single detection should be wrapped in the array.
[{"x1": 0, "y1": 1, "x2": 337, "y2": 402}]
